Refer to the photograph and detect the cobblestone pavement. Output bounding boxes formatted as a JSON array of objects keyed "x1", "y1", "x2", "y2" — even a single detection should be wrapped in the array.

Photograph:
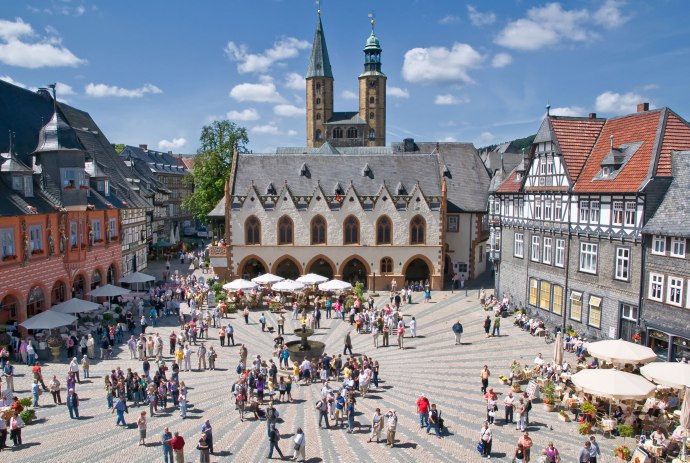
[{"x1": 5, "y1": 260, "x2": 629, "y2": 462}]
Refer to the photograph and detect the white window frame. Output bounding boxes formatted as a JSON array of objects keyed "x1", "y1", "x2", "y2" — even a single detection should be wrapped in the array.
[
  {"x1": 546, "y1": 159, "x2": 554, "y2": 174},
  {"x1": 514, "y1": 232, "x2": 524, "y2": 258},
  {"x1": 652, "y1": 236, "x2": 666, "y2": 255},
  {"x1": 517, "y1": 198, "x2": 524, "y2": 218},
  {"x1": 108, "y1": 218, "x2": 117, "y2": 240},
  {"x1": 534, "y1": 199, "x2": 543, "y2": 220},
  {"x1": 625, "y1": 201, "x2": 636, "y2": 226},
  {"x1": 0, "y1": 228, "x2": 15, "y2": 258},
  {"x1": 612, "y1": 201, "x2": 624, "y2": 226},
  {"x1": 671, "y1": 238, "x2": 686, "y2": 258},
  {"x1": 649, "y1": 273, "x2": 664, "y2": 302},
  {"x1": 69, "y1": 221, "x2": 78, "y2": 248},
  {"x1": 590, "y1": 200, "x2": 600, "y2": 224},
  {"x1": 668, "y1": 276, "x2": 684, "y2": 307},
  {"x1": 29, "y1": 225, "x2": 42, "y2": 252},
  {"x1": 621, "y1": 304, "x2": 637, "y2": 322},
  {"x1": 555, "y1": 239, "x2": 565, "y2": 268},
  {"x1": 542, "y1": 237, "x2": 552, "y2": 264},
  {"x1": 91, "y1": 220, "x2": 102, "y2": 241},
  {"x1": 614, "y1": 247, "x2": 630, "y2": 281},
  {"x1": 579, "y1": 200, "x2": 590, "y2": 223},
  {"x1": 544, "y1": 199, "x2": 552, "y2": 221},
  {"x1": 570, "y1": 291, "x2": 583, "y2": 322},
  {"x1": 531, "y1": 235, "x2": 540, "y2": 262},
  {"x1": 554, "y1": 198, "x2": 562, "y2": 221},
  {"x1": 579, "y1": 242, "x2": 598, "y2": 274},
  {"x1": 588, "y1": 296, "x2": 602, "y2": 328}
]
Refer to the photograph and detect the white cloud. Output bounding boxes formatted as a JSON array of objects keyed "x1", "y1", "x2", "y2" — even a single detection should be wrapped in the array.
[
  {"x1": 642, "y1": 83, "x2": 659, "y2": 91},
  {"x1": 56, "y1": 81, "x2": 75, "y2": 95},
  {"x1": 0, "y1": 18, "x2": 86, "y2": 68},
  {"x1": 229, "y1": 76, "x2": 284, "y2": 103},
  {"x1": 341, "y1": 90, "x2": 357, "y2": 100},
  {"x1": 593, "y1": 0, "x2": 630, "y2": 29},
  {"x1": 595, "y1": 91, "x2": 646, "y2": 115},
  {"x1": 550, "y1": 106, "x2": 585, "y2": 117},
  {"x1": 225, "y1": 37, "x2": 309, "y2": 74},
  {"x1": 158, "y1": 138, "x2": 187, "y2": 151},
  {"x1": 287, "y1": 129, "x2": 298, "y2": 137},
  {"x1": 475, "y1": 131, "x2": 497, "y2": 145},
  {"x1": 467, "y1": 5, "x2": 496, "y2": 26},
  {"x1": 491, "y1": 53, "x2": 513, "y2": 68},
  {"x1": 388, "y1": 86, "x2": 410, "y2": 98},
  {"x1": 226, "y1": 108, "x2": 260, "y2": 121},
  {"x1": 74, "y1": 6, "x2": 86, "y2": 17},
  {"x1": 441, "y1": 136, "x2": 458, "y2": 142},
  {"x1": 273, "y1": 104, "x2": 305, "y2": 117},
  {"x1": 0, "y1": 75, "x2": 28, "y2": 88},
  {"x1": 85, "y1": 82, "x2": 162, "y2": 98},
  {"x1": 434, "y1": 94, "x2": 469, "y2": 105},
  {"x1": 251, "y1": 124, "x2": 281, "y2": 135},
  {"x1": 495, "y1": 2, "x2": 628, "y2": 51},
  {"x1": 402, "y1": 43, "x2": 483, "y2": 84},
  {"x1": 438, "y1": 15, "x2": 460, "y2": 25},
  {"x1": 284, "y1": 72, "x2": 305, "y2": 90}
]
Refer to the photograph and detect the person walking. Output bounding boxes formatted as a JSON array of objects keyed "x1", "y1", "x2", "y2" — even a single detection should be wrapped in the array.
[
  {"x1": 243, "y1": 307, "x2": 250, "y2": 324},
  {"x1": 69, "y1": 357, "x2": 81, "y2": 383},
  {"x1": 197, "y1": 343, "x2": 207, "y2": 371},
  {"x1": 409, "y1": 317, "x2": 417, "y2": 337},
  {"x1": 588, "y1": 436, "x2": 600, "y2": 463},
  {"x1": 396, "y1": 320, "x2": 405, "y2": 349},
  {"x1": 542, "y1": 441, "x2": 561, "y2": 463},
  {"x1": 161, "y1": 427, "x2": 173, "y2": 463},
  {"x1": 483, "y1": 316, "x2": 491, "y2": 338},
  {"x1": 227, "y1": 324, "x2": 235, "y2": 346},
  {"x1": 31, "y1": 380, "x2": 40, "y2": 407},
  {"x1": 427, "y1": 403, "x2": 441, "y2": 438},
  {"x1": 3, "y1": 360, "x2": 14, "y2": 391},
  {"x1": 480, "y1": 365, "x2": 490, "y2": 393},
  {"x1": 277, "y1": 313, "x2": 285, "y2": 335},
  {"x1": 452, "y1": 320, "x2": 463, "y2": 345},
  {"x1": 480, "y1": 420, "x2": 492, "y2": 458},
  {"x1": 316, "y1": 396, "x2": 330, "y2": 429},
  {"x1": 197, "y1": 433, "x2": 210, "y2": 463},
  {"x1": 492, "y1": 315, "x2": 501, "y2": 337},
  {"x1": 267, "y1": 423, "x2": 284, "y2": 459},
  {"x1": 386, "y1": 410, "x2": 398, "y2": 447},
  {"x1": 201, "y1": 419, "x2": 213, "y2": 454},
  {"x1": 518, "y1": 431, "x2": 534, "y2": 463},
  {"x1": 514, "y1": 443, "x2": 526, "y2": 463},
  {"x1": 48, "y1": 375, "x2": 62, "y2": 405},
  {"x1": 9, "y1": 411, "x2": 22, "y2": 447},
  {"x1": 66, "y1": 388, "x2": 79, "y2": 419},
  {"x1": 346, "y1": 398, "x2": 356, "y2": 433},
  {"x1": 137, "y1": 411, "x2": 148, "y2": 446},
  {"x1": 259, "y1": 313, "x2": 266, "y2": 332},
  {"x1": 292, "y1": 428, "x2": 306, "y2": 462},
  {"x1": 114, "y1": 395, "x2": 128, "y2": 426},
  {"x1": 179, "y1": 390, "x2": 188, "y2": 419},
  {"x1": 168, "y1": 431, "x2": 185, "y2": 463},
  {"x1": 578, "y1": 441, "x2": 592, "y2": 462},
  {"x1": 417, "y1": 394, "x2": 430, "y2": 428},
  {"x1": 504, "y1": 391, "x2": 515, "y2": 424},
  {"x1": 368, "y1": 408, "x2": 384, "y2": 443},
  {"x1": 343, "y1": 332, "x2": 353, "y2": 356},
  {"x1": 81, "y1": 355, "x2": 90, "y2": 379}
]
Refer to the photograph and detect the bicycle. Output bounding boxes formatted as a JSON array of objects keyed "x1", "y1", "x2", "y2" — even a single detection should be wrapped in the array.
[{"x1": 544, "y1": 330, "x2": 555, "y2": 344}]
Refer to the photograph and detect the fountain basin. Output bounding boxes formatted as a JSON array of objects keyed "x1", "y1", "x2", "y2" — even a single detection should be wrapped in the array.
[{"x1": 285, "y1": 340, "x2": 325, "y2": 365}]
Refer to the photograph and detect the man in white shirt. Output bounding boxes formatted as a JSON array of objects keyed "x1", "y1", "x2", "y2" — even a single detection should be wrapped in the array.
[
  {"x1": 534, "y1": 353, "x2": 545, "y2": 367},
  {"x1": 503, "y1": 391, "x2": 515, "y2": 424}
]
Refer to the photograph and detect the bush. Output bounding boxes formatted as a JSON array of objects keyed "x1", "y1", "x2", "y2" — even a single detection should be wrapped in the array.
[
  {"x1": 102, "y1": 312, "x2": 113, "y2": 322},
  {"x1": 578, "y1": 422, "x2": 592, "y2": 435},
  {"x1": 113, "y1": 307, "x2": 122, "y2": 314},
  {"x1": 19, "y1": 397, "x2": 33, "y2": 407},
  {"x1": 542, "y1": 381, "x2": 556, "y2": 403},
  {"x1": 580, "y1": 401, "x2": 596, "y2": 414},
  {"x1": 20, "y1": 408, "x2": 35, "y2": 424},
  {"x1": 617, "y1": 424, "x2": 634, "y2": 439},
  {"x1": 211, "y1": 282, "x2": 224, "y2": 293}
]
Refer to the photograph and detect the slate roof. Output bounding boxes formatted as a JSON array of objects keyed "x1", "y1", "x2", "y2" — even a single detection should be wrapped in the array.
[
  {"x1": 0, "y1": 149, "x2": 32, "y2": 173},
  {"x1": 276, "y1": 145, "x2": 393, "y2": 155},
  {"x1": 120, "y1": 145, "x2": 187, "y2": 175},
  {"x1": 325, "y1": 112, "x2": 366, "y2": 125},
  {"x1": 231, "y1": 153, "x2": 443, "y2": 198},
  {"x1": 642, "y1": 150, "x2": 690, "y2": 238},
  {"x1": 208, "y1": 197, "x2": 226, "y2": 218},
  {"x1": 0, "y1": 176, "x2": 57, "y2": 216},
  {"x1": 306, "y1": 14, "x2": 333, "y2": 79},
  {"x1": 574, "y1": 109, "x2": 687, "y2": 193}
]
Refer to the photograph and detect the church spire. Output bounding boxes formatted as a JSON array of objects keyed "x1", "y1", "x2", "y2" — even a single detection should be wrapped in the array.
[{"x1": 306, "y1": 6, "x2": 333, "y2": 79}]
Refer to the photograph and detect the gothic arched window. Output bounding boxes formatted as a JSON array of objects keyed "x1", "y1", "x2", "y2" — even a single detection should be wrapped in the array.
[
  {"x1": 311, "y1": 216, "x2": 327, "y2": 245},
  {"x1": 343, "y1": 215, "x2": 359, "y2": 245},
  {"x1": 368, "y1": 130, "x2": 376, "y2": 140},
  {"x1": 380, "y1": 257, "x2": 393, "y2": 274},
  {"x1": 410, "y1": 215, "x2": 426, "y2": 245},
  {"x1": 278, "y1": 216, "x2": 293, "y2": 245},
  {"x1": 245, "y1": 216, "x2": 260, "y2": 245},
  {"x1": 376, "y1": 216, "x2": 392, "y2": 244},
  {"x1": 333, "y1": 127, "x2": 344, "y2": 139},
  {"x1": 347, "y1": 127, "x2": 358, "y2": 138}
]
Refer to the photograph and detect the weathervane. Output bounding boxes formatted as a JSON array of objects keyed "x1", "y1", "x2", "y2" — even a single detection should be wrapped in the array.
[
  {"x1": 368, "y1": 12, "x2": 375, "y2": 32},
  {"x1": 316, "y1": 0, "x2": 321, "y2": 15}
]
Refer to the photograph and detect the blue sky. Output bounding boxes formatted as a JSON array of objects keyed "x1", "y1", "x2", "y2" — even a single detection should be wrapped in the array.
[{"x1": 1, "y1": 0, "x2": 689, "y2": 153}]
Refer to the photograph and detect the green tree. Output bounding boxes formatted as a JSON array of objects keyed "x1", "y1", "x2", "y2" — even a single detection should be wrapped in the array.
[
  {"x1": 182, "y1": 120, "x2": 248, "y2": 221},
  {"x1": 113, "y1": 143, "x2": 126, "y2": 154}
]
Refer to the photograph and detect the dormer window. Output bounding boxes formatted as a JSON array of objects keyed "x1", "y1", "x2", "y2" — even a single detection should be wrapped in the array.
[
  {"x1": 602, "y1": 167, "x2": 610, "y2": 177},
  {"x1": 60, "y1": 168, "x2": 86, "y2": 190},
  {"x1": 96, "y1": 179, "x2": 110, "y2": 195},
  {"x1": 11, "y1": 176, "x2": 22, "y2": 191}
]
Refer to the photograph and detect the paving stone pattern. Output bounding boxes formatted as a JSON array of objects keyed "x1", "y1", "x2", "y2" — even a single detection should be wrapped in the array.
[{"x1": 4, "y1": 261, "x2": 629, "y2": 462}]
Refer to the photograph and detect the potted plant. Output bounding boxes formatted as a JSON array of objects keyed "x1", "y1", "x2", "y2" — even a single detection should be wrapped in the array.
[
  {"x1": 558, "y1": 410, "x2": 570, "y2": 422},
  {"x1": 102, "y1": 312, "x2": 113, "y2": 326},
  {"x1": 20, "y1": 407, "x2": 35, "y2": 425},
  {"x1": 614, "y1": 444, "x2": 631, "y2": 461},
  {"x1": 578, "y1": 421, "x2": 593, "y2": 435},
  {"x1": 580, "y1": 401, "x2": 596, "y2": 419},
  {"x1": 542, "y1": 381, "x2": 557, "y2": 411},
  {"x1": 46, "y1": 330, "x2": 63, "y2": 361},
  {"x1": 617, "y1": 424, "x2": 634, "y2": 439}
]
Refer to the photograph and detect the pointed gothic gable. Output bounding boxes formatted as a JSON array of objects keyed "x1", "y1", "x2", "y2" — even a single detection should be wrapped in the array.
[
  {"x1": 339, "y1": 182, "x2": 363, "y2": 213},
  {"x1": 408, "y1": 183, "x2": 431, "y2": 212},
  {"x1": 275, "y1": 184, "x2": 298, "y2": 212},
  {"x1": 307, "y1": 183, "x2": 332, "y2": 214}
]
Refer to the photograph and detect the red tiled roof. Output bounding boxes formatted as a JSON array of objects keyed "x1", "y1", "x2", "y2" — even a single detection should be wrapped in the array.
[
  {"x1": 656, "y1": 111, "x2": 690, "y2": 176},
  {"x1": 575, "y1": 111, "x2": 663, "y2": 193},
  {"x1": 496, "y1": 169, "x2": 522, "y2": 193},
  {"x1": 550, "y1": 117, "x2": 605, "y2": 180},
  {"x1": 180, "y1": 156, "x2": 195, "y2": 170}
]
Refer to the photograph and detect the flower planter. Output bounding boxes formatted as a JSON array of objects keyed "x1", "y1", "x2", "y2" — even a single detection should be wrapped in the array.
[
  {"x1": 49, "y1": 345, "x2": 61, "y2": 361},
  {"x1": 543, "y1": 403, "x2": 556, "y2": 412}
]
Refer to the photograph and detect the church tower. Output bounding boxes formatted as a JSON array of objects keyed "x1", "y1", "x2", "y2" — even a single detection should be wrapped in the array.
[
  {"x1": 358, "y1": 18, "x2": 386, "y2": 147},
  {"x1": 305, "y1": 9, "x2": 333, "y2": 148}
]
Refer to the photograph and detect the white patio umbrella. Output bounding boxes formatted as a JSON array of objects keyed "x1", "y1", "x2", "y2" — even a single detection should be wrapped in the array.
[
  {"x1": 87, "y1": 284, "x2": 132, "y2": 298},
  {"x1": 571, "y1": 369, "x2": 656, "y2": 401},
  {"x1": 120, "y1": 272, "x2": 156, "y2": 284},
  {"x1": 251, "y1": 273, "x2": 285, "y2": 285},
  {"x1": 20, "y1": 310, "x2": 77, "y2": 330},
  {"x1": 223, "y1": 279, "x2": 258, "y2": 291},
  {"x1": 272, "y1": 279, "x2": 305, "y2": 293},
  {"x1": 174, "y1": 225, "x2": 180, "y2": 244},
  {"x1": 52, "y1": 298, "x2": 102, "y2": 314},
  {"x1": 640, "y1": 362, "x2": 690, "y2": 389},
  {"x1": 296, "y1": 273, "x2": 329, "y2": 285},
  {"x1": 170, "y1": 227, "x2": 176, "y2": 245},
  {"x1": 681, "y1": 387, "x2": 690, "y2": 458},
  {"x1": 318, "y1": 279, "x2": 353, "y2": 292},
  {"x1": 586, "y1": 339, "x2": 657, "y2": 366}
]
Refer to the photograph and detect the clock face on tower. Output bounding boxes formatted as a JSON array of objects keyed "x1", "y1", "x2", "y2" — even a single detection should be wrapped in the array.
[{"x1": 368, "y1": 80, "x2": 377, "y2": 88}]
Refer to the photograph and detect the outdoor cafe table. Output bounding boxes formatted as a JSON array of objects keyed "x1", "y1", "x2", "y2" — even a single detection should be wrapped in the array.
[{"x1": 643, "y1": 441, "x2": 664, "y2": 458}]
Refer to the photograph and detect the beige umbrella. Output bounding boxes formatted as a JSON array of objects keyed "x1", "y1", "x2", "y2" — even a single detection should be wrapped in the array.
[
  {"x1": 571, "y1": 369, "x2": 656, "y2": 400},
  {"x1": 553, "y1": 332, "x2": 564, "y2": 366},
  {"x1": 681, "y1": 387, "x2": 690, "y2": 458},
  {"x1": 640, "y1": 362, "x2": 690, "y2": 389},
  {"x1": 586, "y1": 339, "x2": 657, "y2": 366}
]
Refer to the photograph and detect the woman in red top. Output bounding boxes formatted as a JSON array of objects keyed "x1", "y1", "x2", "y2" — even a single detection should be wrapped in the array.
[{"x1": 32, "y1": 362, "x2": 47, "y2": 390}]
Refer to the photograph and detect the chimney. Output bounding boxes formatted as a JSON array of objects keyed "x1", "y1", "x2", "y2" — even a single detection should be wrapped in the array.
[
  {"x1": 588, "y1": 112, "x2": 597, "y2": 119},
  {"x1": 139, "y1": 144, "x2": 148, "y2": 152},
  {"x1": 637, "y1": 102, "x2": 649, "y2": 113}
]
